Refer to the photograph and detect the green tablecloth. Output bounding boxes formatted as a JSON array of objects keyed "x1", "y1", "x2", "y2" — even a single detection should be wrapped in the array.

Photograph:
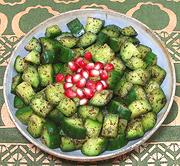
[{"x1": 0, "y1": 0, "x2": 179, "y2": 165}]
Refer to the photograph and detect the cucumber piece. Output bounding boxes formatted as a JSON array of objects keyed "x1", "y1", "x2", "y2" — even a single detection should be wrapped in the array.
[
  {"x1": 34, "y1": 88, "x2": 46, "y2": 100},
  {"x1": 108, "y1": 100, "x2": 131, "y2": 121},
  {"x1": 38, "y1": 64, "x2": 54, "y2": 87},
  {"x1": 22, "y1": 65, "x2": 40, "y2": 88},
  {"x1": 59, "y1": 63, "x2": 73, "y2": 75},
  {"x1": 126, "y1": 37, "x2": 140, "y2": 45},
  {"x1": 126, "y1": 57, "x2": 147, "y2": 70},
  {"x1": 30, "y1": 96, "x2": 53, "y2": 118},
  {"x1": 27, "y1": 114, "x2": 45, "y2": 138},
  {"x1": 58, "y1": 36, "x2": 78, "y2": 48},
  {"x1": 72, "y1": 47, "x2": 84, "y2": 59},
  {"x1": 141, "y1": 112, "x2": 157, "y2": 132},
  {"x1": 11, "y1": 74, "x2": 22, "y2": 93},
  {"x1": 102, "y1": 114, "x2": 119, "y2": 138},
  {"x1": 45, "y1": 84, "x2": 65, "y2": 105},
  {"x1": 93, "y1": 44, "x2": 115, "y2": 63},
  {"x1": 89, "y1": 90, "x2": 113, "y2": 106},
  {"x1": 107, "y1": 70, "x2": 122, "y2": 89},
  {"x1": 148, "y1": 65, "x2": 166, "y2": 84},
  {"x1": 78, "y1": 105, "x2": 100, "y2": 120},
  {"x1": 15, "y1": 106, "x2": 33, "y2": 125},
  {"x1": 101, "y1": 25, "x2": 120, "y2": 38},
  {"x1": 107, "y1": 133, "x2": 127, "y2": 151},
  {"x1": 14, "y1": 95, "x2": 26, "y2": 109},
  {"x1": 96, "y1": 111, "x2": 104, "y2": 123},
  {"x1": 14, "y1": 56, "x2": 27, "y2": 73},
  {"x1": 85, "y1": 17, "x2": 104, "y2": 34},
  {"x1": 126, "y1": 68, "x2": 150, "y2": 86},
  {"x1": 85, "y1": 43, "x2": 101, "y2": 58},
  {"x1": 78, "y1": 32, "x2": 97, "y2": 48},
  {"x1": 96, "y1": 31, "x2": 109, "y2": 45},
  {"x1": 137, "y1": 44, "x2": 152, "y2": 59},
  {"x1": 147, "y1": 88, "x2": 166, "y2": 114},
  {"x1": 39, "y1": 37, "x2": 61, "y2": 64},
  {"x1": 120, "y1": 42, "x2": 140, "y2": 62},
  {"x1": 128, "y1": 99, "x2": 152, "y2": 119},
  {"x1": 85, "y1": 119, "x2": 102, "y2": 138},
  {"x1": 144, "y1": 52, "x2": 157, "y2": 66},
  {"x1": 25, "y1": 50, "x2": 40, "y2": 65},
  {"x1": 110, "y1": 57, "x2": 126, "y2": 74},
  {"x1": 121, "y1": 26, "x2": 137, "y2": 37},
  {"x1": 56, "y1": 97, "x2": 77, "y2": 117},
  {"x1": 72, "y1": 97, "x2": 80, "y2": 106},
  {"x1": 73, "y1": 139, "x2": 86, "y2": 149},
  {"x1": 62, "y1": 117, "x2": 86, "y2": 139},
  {"x1": 81, "y1": 137, "x2": 108, "y2": 156},
  {"x1": 108, "y1": 37, "x2": 120, "y2": 53},
  {"x1": 24, "y1": 37, "x2": 41, "y2": 52},
  {"x1": 60, "y1": 136, "x2": 76, "y2": 152},
  {"x1": 67, "y1": 18, "x2": 85, "y2": 37},
  {"x1": 114, "y1": 75, "x2": 133, "y2": 97},
  {"x1": 58, "y1": 45, "x2": 75, "y2": 63},
  {"x1": 118, "y1": 119, "x2": 128, "y2": 134},
  {"x1": 41, "y1": 121, "x2": 59, "y2": 149},
  {"x1": 16, "y1": 82, "x2": 35, "y2": 104},
  {"x1": 45, "y1": 24, "x2": 62, "y2": 38},
  {"x1": 48, "y1": 109, "x2": 64, "y2": 125},
  {"x1": 53, "y1": 63, "x2": 64, "y2": 75},
  {"x1": 145, "y1": 80, "x2": 160, "y2": 94},
  {"x1": 126, "y1": 119, "x2": 144, "y2": 140},
  {"x1": 125, "y1": 85, "x2": 147, "y2": 105}
]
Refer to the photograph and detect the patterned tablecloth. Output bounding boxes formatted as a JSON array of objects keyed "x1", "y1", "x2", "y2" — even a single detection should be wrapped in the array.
[{"x1": 0, "y1": 0, "x2": 180, "y2": 165}]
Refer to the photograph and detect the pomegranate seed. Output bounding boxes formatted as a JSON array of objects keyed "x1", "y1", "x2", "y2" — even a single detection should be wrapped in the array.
[
  {"x1": 77, "y1": 68, "x2": 82, "y2": 73},
  {"x1": 79, "y1": 60, "x2": 87, "y2": 68},
  {"x1": 74, "y1": 57, "x2": 83, "y2": 65},
  {"x1": 101, "y1": 80, "x2": 108, "y2": 89},
  {"x1": 81, "y1": 70, "x2": 89, "y2": 79},
  {"x1": 104, "y1": 63, "x2": 114, "y2": 72},
  {"x1": 64, "y1": 82, "x2": 73, "y2": 89},
  {"x1": 76, "y1": 78, "x2": 86, "y2": 88},
  {"x1": 83, "y1": 88, "x2": 94, "y2": 99},
  {"x1": 65, "y1": 74, "x2": 72, "y2": 83},
  {"x1": 85, "y1": 63, "x2": 95, "y2": 70},
  {"x1": 72, "y1": 74, "x2": 81, "y2": 83},
  {"x1": 55, "y1": 74, "x2": 64, "y2": 82},
  {"x1": 86, "y1": 80, "x2": 96, "y2": 91},
  {"x1": 64, "y1": 88, "x2": 76, "y2": 98},
  {"x1": 79, "y1": 98, "x2": 88, "y2": 105},
  {"x1": 89, "y1": 69, "x2": 100, "y2": 77},
  {"x1": 96, "y1": 81, "x2": 104, "y2": 92},
  {"x1": 84, "y1": 52, "x2": 92, "y2": 60},
  {"x1": 76, "y1": 88, "x2": 85, "y2": 99},
  {"x1": 100, "y1": 70, "x2": 108, "y2": 80},
  {"x1": 94, "y1": 62, "x2": 104, "y2": 70},
  {"x1": 68, "y1": 61, "x2": 78, "y2": 72}
]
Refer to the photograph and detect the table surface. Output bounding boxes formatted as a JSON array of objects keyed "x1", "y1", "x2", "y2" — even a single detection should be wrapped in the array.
[{"x1": 0, "y1": 0, "x2": 180, "y2": 165}]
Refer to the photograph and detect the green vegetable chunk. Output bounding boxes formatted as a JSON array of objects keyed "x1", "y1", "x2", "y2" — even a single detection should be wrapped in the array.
[
  {"x1": 14, "y1": 56, "x2": 27, "y2": 73},
  {"x1": 45, "y1": 24, "x2": 62, "y2": 38},
  {"x1": 11, "y1": 74, "x2": 22, "y2": 93},
  {"x1": 14, "y1": 95, "x2": 26, "y2": 109},
  {"x1": 25, "y1": 50, "x2": 40, "y2": 65},
  {"x1": 24, "y1": 37, "x2": 41, "y2": 52}
]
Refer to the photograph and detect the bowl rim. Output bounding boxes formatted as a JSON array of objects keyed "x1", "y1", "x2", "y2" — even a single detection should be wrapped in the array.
[{"x1": 3, "y1": 8, "x2": 176, "y2": 162}]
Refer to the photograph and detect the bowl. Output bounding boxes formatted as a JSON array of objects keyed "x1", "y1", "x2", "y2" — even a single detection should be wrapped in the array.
[{"x1": 3, "y1": 9, "x2": 176, "y2": 162}]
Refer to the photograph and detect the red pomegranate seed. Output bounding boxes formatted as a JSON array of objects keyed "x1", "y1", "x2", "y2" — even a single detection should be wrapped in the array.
[
  {"x1": 65, "y1": 74, "x2": 72, "y2": 83},
  {"x1": 101, "y1": 80, "x2": 108, "y2": 89},
  {"x1": 64, "y1": 82, "x2": 73, "y2": 89},
  {"x1": 89, "y1": 69, "x2": 100, "y2": 77},
  {"x1": 96, "y1": 81, "x2": 104, "y2": 92},
  {"x1": 77, "y1": 68, "x2": 82, "y2": 73},
  {"x1": 72, "y1": 74, "x2": 81, "y2": 83},
  {"x1": 84, "y1": 52, "x2": 92, "y2": 60},
  {"x1": 100, "y1": 70, "x2": 108, "y2": 80},
  {"x1": 83, "y1": 88, "x2": 94, "y2": 99},
  {"x1": 55, "y1": 73, "x2": 64, "y2": 82},
  {"x1": 85, "y1": 63, "x2": 95, "y2": 70},
  {"x1": 64, "y1": 88, "x2": 76, "y2": 98},
  {"x1": 86, "y1": 80, "x2": 96, "y2": 91},
  {"x1": 74, "y1": 57, "x2": 83, "y2": 65},
  {"x1": 81, "y1": 70, "x2": 89, "y2": 79},
  {"x1": 79, "y1": 98, "x2": 88, "y2": 105},
  {"x1": 74, "y1": 57, "x2": 86, "y2": 68},
  {"x1": 94, "y1": 62, "x2": 104, "y2": 70},
  {"x1": 76, "y1": 78, "x2": 86, "y2": 88},
  {"x1": 68, "y1": 61, "x2": 78, "y2": 72},
  {"x1": 104, "y1": 63, "x2": 114, "y2": 72},
  {"x1": 76, "y1": 88, "x2": 85, "y2": 99}
]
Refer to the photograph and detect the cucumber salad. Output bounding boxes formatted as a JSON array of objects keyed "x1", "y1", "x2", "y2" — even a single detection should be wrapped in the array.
[{"x1": 11, "y1": 17, "x2": 167, "y2": 156}]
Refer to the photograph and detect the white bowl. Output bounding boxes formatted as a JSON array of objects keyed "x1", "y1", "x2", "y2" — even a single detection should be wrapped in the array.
[{"x1": 3, "y1": 9, "x2": 176, "y2": 162}]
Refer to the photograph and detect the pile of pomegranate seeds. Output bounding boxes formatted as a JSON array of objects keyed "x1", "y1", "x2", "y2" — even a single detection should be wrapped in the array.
[{"x1": 55, "y1": 51, "x2": 114, "y2": 105}]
